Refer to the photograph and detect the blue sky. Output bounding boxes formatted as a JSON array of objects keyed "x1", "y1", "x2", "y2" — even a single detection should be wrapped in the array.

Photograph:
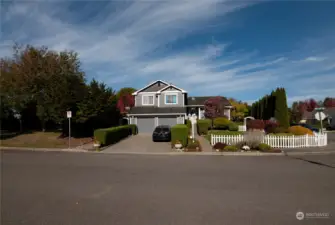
[{"x1": 1, "y1": 0, "x2": 335, "y2": 106}]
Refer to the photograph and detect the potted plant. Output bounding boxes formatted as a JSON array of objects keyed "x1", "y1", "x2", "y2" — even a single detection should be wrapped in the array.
[{"x1": 174, "y1": 140, "x2": 183, "y2": 149}]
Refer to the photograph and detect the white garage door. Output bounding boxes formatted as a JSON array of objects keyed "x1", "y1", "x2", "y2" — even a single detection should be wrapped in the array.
[
  {"x1": 136, "y1": 117, "x2": 155, "y2": 133},
  {"x1": 158, "y1": 117, "x2": 178, "y2": 127}
]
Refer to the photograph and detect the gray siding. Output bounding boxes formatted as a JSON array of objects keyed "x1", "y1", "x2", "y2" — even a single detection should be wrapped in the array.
[
  {"x1": 135, "y1": 93, "x2": 159, "y2": 107},
  {"x1": 137, "y1": 117, "x2": 155, "y2": 133},
  {"x1": 160, "y1": 92, "x2": 184, "y2": 107},
  {"x1": 140, "y1": 81, "x2": 168, "y2": 92}
]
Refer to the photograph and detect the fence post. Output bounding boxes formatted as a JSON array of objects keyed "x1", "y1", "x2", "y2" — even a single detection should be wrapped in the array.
[{"x1": 305, "y1": 134, "x2": 308, "y2": 147}]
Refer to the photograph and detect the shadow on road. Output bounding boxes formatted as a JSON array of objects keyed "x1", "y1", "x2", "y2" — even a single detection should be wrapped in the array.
[{"x1": 288, "y1": 156, "x2": 335, "y2": 169}]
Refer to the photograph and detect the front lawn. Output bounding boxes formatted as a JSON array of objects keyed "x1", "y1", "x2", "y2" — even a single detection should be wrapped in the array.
[{"x1": 0, "y1": 132, "x2": 93, "y2": 148}]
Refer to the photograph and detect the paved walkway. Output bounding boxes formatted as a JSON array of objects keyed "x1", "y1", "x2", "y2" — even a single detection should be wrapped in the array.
[{"x1": 193, "y1": 125, "x2": 212, "y2": 152}]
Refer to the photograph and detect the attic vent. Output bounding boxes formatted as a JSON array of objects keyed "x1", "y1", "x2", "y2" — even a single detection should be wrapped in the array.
[{"x1": 158, "y1": 82, "x2": 160, "y2": 86}]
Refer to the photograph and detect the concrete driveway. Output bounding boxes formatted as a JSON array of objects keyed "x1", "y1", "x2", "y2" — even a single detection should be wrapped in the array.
[
  {"x1": 103, "y1": 134, "x2": 172, "y2": 153},
  {"x1": 327, "y1": 132, "x2": 335, "y2": 143}
]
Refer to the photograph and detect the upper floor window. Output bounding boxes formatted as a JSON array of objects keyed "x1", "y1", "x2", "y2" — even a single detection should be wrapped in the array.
[
  {"x1": 165, "y1": 94, "x2": 177, "y2": 104},
  {"x1": 142, "y1": 95, "x2": 154, "y2": 105}
]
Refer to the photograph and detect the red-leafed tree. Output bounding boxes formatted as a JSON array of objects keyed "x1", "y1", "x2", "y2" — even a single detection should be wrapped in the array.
[
  {"x1": 324, "y1": 97, "x2": 335, "y2": 108},
  {"x1": 117, "y1": 94, "x2": 134, "y2": 114},
  {"x1": 204, "y1": 96, "x2": 226, "y2": 119},
  {"x1": 304, "y1": 98, "x2": 318, "y2": 112}
]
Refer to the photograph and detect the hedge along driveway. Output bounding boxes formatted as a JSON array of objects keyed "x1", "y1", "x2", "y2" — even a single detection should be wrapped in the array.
[{"x1": 102, "y1": 134, "x2": 172, "y2": 153}]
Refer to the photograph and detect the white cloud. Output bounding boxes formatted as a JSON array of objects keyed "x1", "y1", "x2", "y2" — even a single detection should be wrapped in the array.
[{"x1": 0, "y1": 0, "x2": 335, "y2": 102}]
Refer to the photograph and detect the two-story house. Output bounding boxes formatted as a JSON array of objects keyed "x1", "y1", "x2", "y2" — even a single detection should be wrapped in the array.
[{"x1": 127, "y1": 80, "x2": 232, "y2": 133}]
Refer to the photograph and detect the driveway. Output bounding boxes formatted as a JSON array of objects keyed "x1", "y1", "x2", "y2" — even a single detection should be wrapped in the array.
[
  {"x1": 2, "y1": 151, "x2": 335, "y2": 225},
  {"x1": 103, "y1": 134, "x2": 172, "y2": 153},
  {"x1": 327, "y1": 132, "x2": 335, "y2": 143}
]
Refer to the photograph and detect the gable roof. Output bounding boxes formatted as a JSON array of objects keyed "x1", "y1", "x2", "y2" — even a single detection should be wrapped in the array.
[
  {"x1": 132, "y1": 80, "x2": 170, "y2": 95},
  {"x1": 302, "y1": 108, "x2": 335, "y2": 119},
  {"x1": 187, "y1": 96, "x2": 231, "y2": 106},
  {"x1": 157, "y1": 84, "x2": 187, "y2": 93}
]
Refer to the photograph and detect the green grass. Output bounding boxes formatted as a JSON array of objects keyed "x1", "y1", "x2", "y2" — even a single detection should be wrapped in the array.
[{"x1": 0, "y1": 132, "x2": 92, "y2": 148}]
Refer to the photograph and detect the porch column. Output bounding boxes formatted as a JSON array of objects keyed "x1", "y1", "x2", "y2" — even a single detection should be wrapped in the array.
[{"x1": 198, "y1": 107, "x2": 201, "y2": 119}]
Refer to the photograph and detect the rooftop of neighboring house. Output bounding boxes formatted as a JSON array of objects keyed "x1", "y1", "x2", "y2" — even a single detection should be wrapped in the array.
[
  {"x1": 303, "y1": 108, "x2": 335, "y2": 119},
  {"x1": 187, "y1": 96, "x2": 231, "y2": 107}
]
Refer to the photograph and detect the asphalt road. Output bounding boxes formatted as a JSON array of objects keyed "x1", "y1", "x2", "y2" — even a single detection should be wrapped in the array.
[{"x1": 2, "y1": 150, "x2": 335, "y2": 225}]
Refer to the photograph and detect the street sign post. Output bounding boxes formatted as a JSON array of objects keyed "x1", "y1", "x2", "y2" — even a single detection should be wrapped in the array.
[
  {"x1": 67, "y1": 111, "x2": 72, "y2": 148},
  {"x1": 315, "y1": 107, "x2": 325, "y2": 133}
]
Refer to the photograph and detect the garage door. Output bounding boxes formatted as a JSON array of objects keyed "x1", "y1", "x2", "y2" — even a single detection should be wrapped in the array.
[
  {"x1": 136, "y1": 117, "x2": 155, "y2": 133},
  {"x1": 158, "y1": 117, "x2": 177, "y2": 127}
]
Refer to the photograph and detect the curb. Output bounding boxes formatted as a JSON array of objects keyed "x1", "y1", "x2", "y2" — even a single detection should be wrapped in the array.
[
  {"x1": 0, "y1": 146, "x2": 88, "y2": 153},
  {"x1": 2, "y1": 147, "x2": 335, "y2": 156},
  {"x1": 98, "y1": 151, "x2": 286, "y2": 156}
]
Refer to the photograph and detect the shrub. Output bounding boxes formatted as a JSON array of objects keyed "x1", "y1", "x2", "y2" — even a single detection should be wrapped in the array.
[
  {"x1": 209, "y1": 130, "x2": 243, "y2": 136},
  {"x1": 223, "y1": 145, "x2": 238, "y2": 151},
  {"x1": 185, "y1": 138, "x2": 202, "y2": 152},
  {"x1": 213, "y1": 142, "x2": 227, "y2": 151},
  {"x1": 228, "y1": 122, "x2": 238, "y2": 131},
  {"x1": 197, "y1": 119, "x2": 211, "y2": 135},
  {"x1": 258, "y1": 143, "x2": 272, "y2": 151},
  {"x1": 213, "y1": 117, "x2": 230, "y2": 130},
  {"x1": 94, "y1": 125, "x2": 133, "y2": 146},
  {"x1": 236, "y1": 140, "x2": 260, "y2": 150},
  {"x1": 273, "y1": 127, "x2": 288, "y2": 133},
  {"x1": 171, "y1": 124, "x2": 189, "y2": 147},
  {"x1": 264, "y1": 120, "x2": 279, "y2": 134},
  {"x1": 288, "y1": 125, "x2": 314, "y2": 136},
  {"x1": 246, "y1": 119, "x2": 265, "y2": 130},
  {"x1": 186, "y1": 119, "x2": 192, "y2": 130},
  {"x1": 243, "y1": 130, "x2": 264, "y2": 143},
  {"x1": 128, "y1": 124, "x2": 138, "y2": 135}
]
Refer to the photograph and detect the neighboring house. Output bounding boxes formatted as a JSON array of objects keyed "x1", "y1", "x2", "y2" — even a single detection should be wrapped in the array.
[
  {"x1": 127, "y1": 80, "x2": 232, "y2": 133},
  {"x1": 301, "y1": 108, "x2": 335, "y2": 127}
]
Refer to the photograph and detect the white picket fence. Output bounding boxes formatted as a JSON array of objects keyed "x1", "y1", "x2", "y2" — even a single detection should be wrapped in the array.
[{"x1": 211, "y1": 133, "x2": 328, "y2": 148}]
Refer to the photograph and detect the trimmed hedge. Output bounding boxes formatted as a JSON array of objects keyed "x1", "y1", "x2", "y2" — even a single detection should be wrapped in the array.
[
  {"x1": 94, "y1": 125, "x2": 135, "y2": 147},
  {"x1": 197, "y1": 119, "x2": 211, "y2": 135},
  {"x1": 171, "y1": 124, "x2": 189, "y2": 147},
  {"x1": 213, "y1": 117, "x2": 230, "y2": 130},
  {"x1": 128, "y1": 124, "x2": 138, "y2": 135},
  {"x1": 228, "y1": 122, "x2": 238, "y2": 131},
  {"x1": 288, "y1": 125, "x2": 314, "y2": 136}
]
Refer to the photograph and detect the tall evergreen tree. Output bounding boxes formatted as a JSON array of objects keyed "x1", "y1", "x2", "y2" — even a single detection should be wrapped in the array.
[{"x1": 274, "y1": 88, "x2": 289, "y2": 128}]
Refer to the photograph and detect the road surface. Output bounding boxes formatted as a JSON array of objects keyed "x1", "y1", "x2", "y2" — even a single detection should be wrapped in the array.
[{"x1": 2, "y1": 150, "x2": 335, "y2": 225}]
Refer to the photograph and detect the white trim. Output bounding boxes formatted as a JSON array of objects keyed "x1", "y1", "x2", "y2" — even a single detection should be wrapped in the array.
[
  {"x1": 128, "y1": 113, "x2": 187, "y2": 116},
  {"x1": 157, "y1": 84, "x2": 187, "y2": 93},
  {"x1": 165, "y1": 93, "x2": 178, "y2": 105},
  {"x1": 132, "y1": 80, "x2": 170, "y2": 95},
  {"x1": 186, "y1": 105, "x2": 204, "y2": 107},
  {"x1": 158, "y1": 94, "x2": 160, "y2": 107},
  {"x1": 182, "y1": 94, "x2": 185, "y2": 106},
  {"x1": 141, "y1": 94, "x2": 155, "y2": 105},
  {"x1": 155, "y1": 117, "x2": 159, "y2": 127},
  {"x1": 161, "y1": 90, "x2": 182, "y2": 93}
]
